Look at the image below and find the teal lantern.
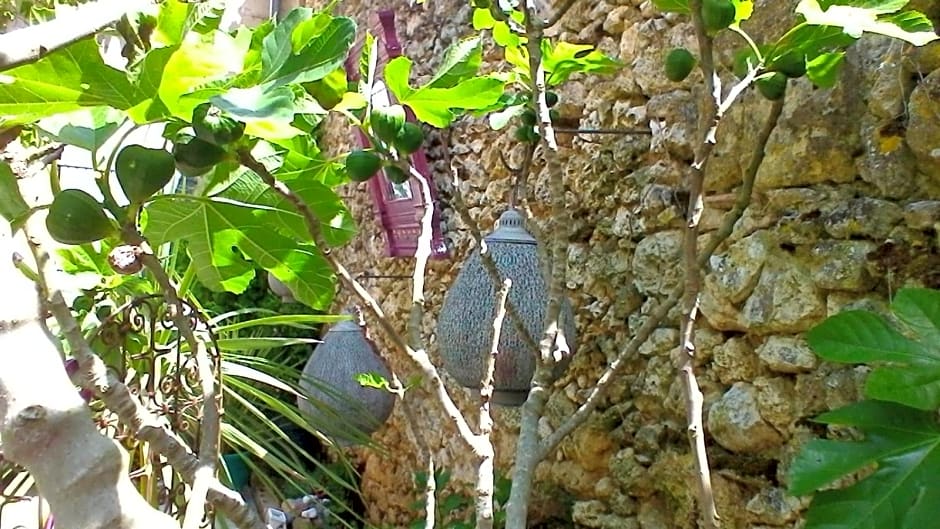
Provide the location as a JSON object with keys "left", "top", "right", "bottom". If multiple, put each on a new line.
{"left": 436, "top": 209, "right": 577, "bottom": 406}
{"left": 298, "top": 319, "right": 395, "bottom": 444}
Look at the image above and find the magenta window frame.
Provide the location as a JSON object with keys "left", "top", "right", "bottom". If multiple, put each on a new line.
{"left": 344, "top": 9, "right": 449, "bottom": 259}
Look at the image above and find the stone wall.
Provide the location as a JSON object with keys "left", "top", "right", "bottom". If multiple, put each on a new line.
{"left": 305, "top": 0, "right": 940, "bottom": 527}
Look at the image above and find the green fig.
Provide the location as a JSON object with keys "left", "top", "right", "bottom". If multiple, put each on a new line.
{"left": 46, "top": 189, "right": 114, "bottom": 245}
{"left": 115, "top": 145, "right": 175, "bottom": 203}
{"left": 756, "top": 72, "right": 787, "bottom": 100}
{"left": 192, "top": 103, "right": 245, "bottom": 146}
{"left": 346, "top": 150, "right": 383, "bottom": 182}
{"left": 665, "top": 48, "right": 697, "bottom": 82}
{"left": 370, "top": 104, "right": 406, "bottom": 144}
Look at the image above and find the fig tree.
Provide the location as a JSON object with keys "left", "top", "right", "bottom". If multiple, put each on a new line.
{"left": 702, "top": 0, "right": 735, "bottom": 33}
{"left": 172, "top": 134, "right": 227, "bottom": 176}
{"left": 757, "top": 72, "right": 787, "bottom": 100}
{"left": 394, "top": 122, "right": 424, "bottom": 155}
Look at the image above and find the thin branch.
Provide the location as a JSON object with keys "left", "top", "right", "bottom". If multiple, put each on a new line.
{"left": 505, "top": 3, "right": 570, "bottom": 526}
{"left": 126, "top": 240, "right": 220, "bottom": 529}
{"left": 12, "top": 149, "right": 261, "bottom": 529}
{"left": 407, "top": 164, "right": 434, "bottom": 352}
{"left": 682, "top": 1, "right": 721, "bottom": 525}
{"left": 404, "top": 163, "right": 444, "bottom": 529}
{"left": 0, "top": 0, "right": 153, "bottom": 71}
{"left": 508, "top": 142, "right": 536, "bottom": 208}
{"left": 702, "top": 97, "right": 784, "bottom": 258}
{"left": 475, "top": 278, "right": 511, "bottom": 529}
{"left": 235, "top": 149, "right": 480, "bottom": 444}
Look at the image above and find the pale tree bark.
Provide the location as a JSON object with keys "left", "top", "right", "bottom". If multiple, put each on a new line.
{"left": 0, "top": 0, "right": 154, "bottom": 71}
{"left": 0, "top": 296, "right": 180, "bottom": 529}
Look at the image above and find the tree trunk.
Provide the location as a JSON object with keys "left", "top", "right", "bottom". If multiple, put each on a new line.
{"left": 0, "top": 248, "right": 180, "bottom": 529}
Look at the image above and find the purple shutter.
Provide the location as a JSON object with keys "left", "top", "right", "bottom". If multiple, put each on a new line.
{"left": 344, "top": 9, "right": 449, "bottom": 259}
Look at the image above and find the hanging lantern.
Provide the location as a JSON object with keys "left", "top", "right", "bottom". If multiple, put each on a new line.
{"left": 436, "top": 208, "right": 577, "bottom": 406}
{"left": 298, "top": 319, "right": 395, "bottom": 444}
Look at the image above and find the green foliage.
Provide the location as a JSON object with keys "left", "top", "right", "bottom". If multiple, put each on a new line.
{"left": 656, "top": 0, "right": 937, "bottom": 92}
{"left": 36, "top": 107, "right": 124, "bottom": 154}
{"left": 0, "top": 38, "right": 144, "bottom": 124}
{"left": 383, "top": 45, "right": 505, "bottom": 128}
{"left": 45, "top": 188, "right": 115, "bottom": 244}
{"left": 408, "top": 469, "right": 513, "bottom": 529}
{"left": 143, "top": 188, "right": 341, "bottom": 309}
{"left": 807, "top": 288, "right": 940, "bottom": 409}
{"left": 790, "top": 288, "right": 940, "bottom": 529}
{"left": 796, "top": 0, "right": 937, "bottom": 45}
{"left": 0, "top": 160, "right": 29, "bottom": 222}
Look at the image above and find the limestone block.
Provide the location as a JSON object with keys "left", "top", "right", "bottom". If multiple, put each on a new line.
{"left": 638, "top": 327, "right": 679, "bottom": 357}
{"left": 823, "top": 198, "right": 903, "bottom": 239}
{"left": 741, "top": 255, "right": 827, "bottom": 334}
{"left": 632, "top": 230, "right": 683, "bottom": 296}
{"left": 706, "top": 231, "right": 772, "bottom": 304}
{"left": 637, "top": 498, "right": 672, "bottom": 529}
{"left": 807, "top": 240, "right": 877, "bottom": 292}
{"left": 856, "top": 118, "right": 919, "bottom": 199}
{"left": 754, "top": 376, "right": 797, "bottom": 432}
{"left": 632, "top": 355, "right": 676, "bottom": 415}
{"left": 708, "top": 383, "right": 784, "bottom": 453}
{"left": 907, "top": 69, "right": 940, "bottom": 177}
{"left": 633, "top": 424, "right": 665, "bottom": 458}
{"left": 794, "top": 366, "right": 866, "bottom": 417}
{"left": 713, "top": 337, "right": 762, "bottom": 384}
{"left": 755, "top": 82, "right": 860, "bottom": 190}
{"left": 757, "top": 335, "right": 817, "bottom": 374}
{"left": 609, "top": 448, "right": 653, "bottom": 497}
{"left": 906, "top": 40, "right": 940, "bottom": 75}
{"left": 572, "top": 500, "right": 639, "bottom": 529}
{"left": 904, "top": 200, "right": 940, "bottom": 229}
{"left": 647, "top": 90, "right": 698, "bottom": 161}
{"left": 746, "top": 487, "right": 804, "bottom": 525}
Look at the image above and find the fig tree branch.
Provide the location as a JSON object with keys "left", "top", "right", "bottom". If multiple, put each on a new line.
{"left": 476, "top": 278, "right": 511, "bottom": 529}
{"left": 0, "top": 300, "right": 180, "bottom": 529}
{"left": 8, "top": 142, "right": 261, "bottom": 529}
{"left": 0, "top": 0, "right": 153, "bottom": 71}
{"left": 681, "top": 2, "right": 721, "bottom": 526}
{"left": 505, "top": 2, "right": 571, "bottom": 526}
{"left": 538, "top": 59, "right": 786, "bottom": 485}
{"left": 121, "top": 231, "right": 221, "bottom": 529}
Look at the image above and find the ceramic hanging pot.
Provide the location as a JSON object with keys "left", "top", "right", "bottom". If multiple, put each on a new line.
{"left": 436, "top": 208, "right": 577, "bottom": 406}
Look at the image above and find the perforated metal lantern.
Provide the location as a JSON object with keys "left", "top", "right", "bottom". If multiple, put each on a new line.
{"left": 298, "top": 319, "right": 395, "bottom": 444}
{"left": 436, "top": 208, "right": 577, "bottom": 406}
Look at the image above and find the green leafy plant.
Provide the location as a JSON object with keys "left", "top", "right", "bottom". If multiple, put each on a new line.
{"left": 790, "top": 288, "right": 940, "bottom": 528}
{"left": 408, "top": 469, "right": 513, "bottom": 529}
